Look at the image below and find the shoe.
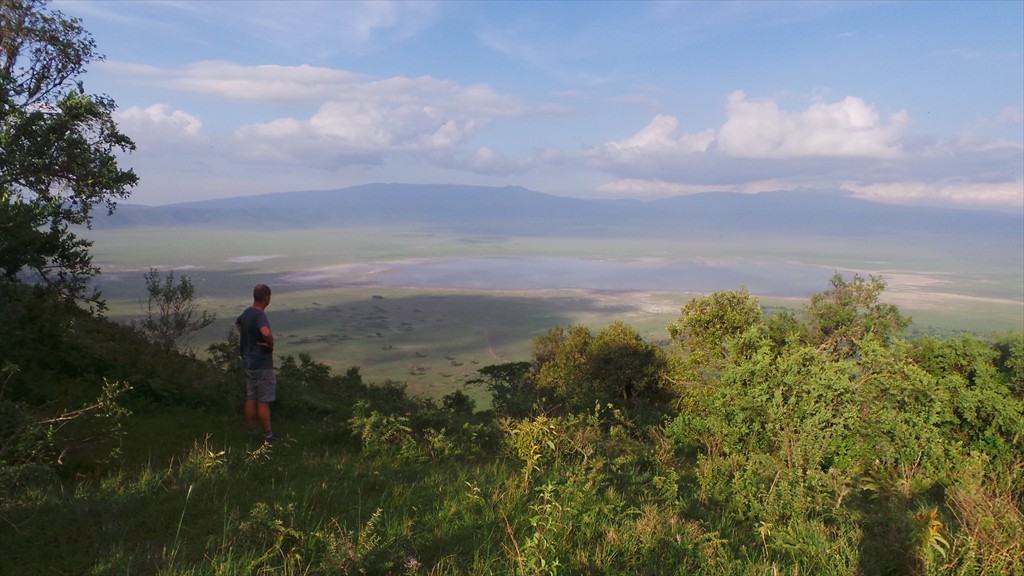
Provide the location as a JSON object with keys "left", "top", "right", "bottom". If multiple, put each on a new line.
{"left": 262, "top": 434, "right": 276, "bottom": 445}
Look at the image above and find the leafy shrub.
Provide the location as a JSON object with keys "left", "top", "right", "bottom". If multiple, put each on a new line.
{"left": 348, "top": 401, "right": 421, "bottom": 464}
{"left": 533, "top": 322, "right": 670, "bottom": 414}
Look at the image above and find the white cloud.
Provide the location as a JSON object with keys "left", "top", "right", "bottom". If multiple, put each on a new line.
{"left": 581, "top": 92, "right": 1023, "bottom": 210}
{"left": 841, "top": 180, "right": 1024, "bottom": 209}
{"left": 716, "top": 91, "right": 908, "bottom": 158}
{"left": 103, "top": 55, "right": 1022, "bottom": 211}
{"left": 105, "top": 61, "right": 529, "bottom": 118}
{"left": 231, "top": 92, "right": 495, "bottom": 169}
{"left": 592, "top": 177, "right": 1024, "bottom": 210}
{"left": 105, "top": 61, "right": 538, "bottom": 174}
{"left": 595, "top": 114, "right": 714, "bottom": 163}
{"left": 154, "top": 62, "right": 369, "bottom": 103}
{"left": 589, "top": 92, "right": 909, "bottom": 171}
{"left": 115, "top": 104, "right": 204, "bottom": 141}
{"left": 596, "top": 178, "right": 798, "bottom": 199}
{"left": 238, "top": 99, "right": 480, "bottom": 153}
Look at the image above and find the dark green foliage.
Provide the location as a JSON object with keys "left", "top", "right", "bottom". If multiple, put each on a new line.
{"left": 442, "top": 389, "right": 476, "bottom": 415}
{"left": 205, "top": 328, "right": 241, "bottom": 374}
{"left": 0, "top": 377, "right": 59, "bottom": 493}
{"left": 992, "top": 331, "right": 1024, "bottom": 394}
{"left": 908, "top": 334, "right": 1024, "bottom": 463}
{"left": 273, "top": 352, "right": 370, "bottom": 422}
{"left": 533, "top": 321, "right": 670, "bottom": 414}
{"left": 0, "top": 278, "right": 229, "bottom": 491}
{"left": 665, "top": 278, "right": 1022, "bottom": 575}
{"left": 1, "top": 0, "right": 138, "bottom": 308}
{"left": 467, "top": 361, "right": 535, "bottom": 417}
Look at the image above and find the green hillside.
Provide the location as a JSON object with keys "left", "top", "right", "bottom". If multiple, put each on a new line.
{"left": 3, "top": 276, "right": 1022, "bottom": 575}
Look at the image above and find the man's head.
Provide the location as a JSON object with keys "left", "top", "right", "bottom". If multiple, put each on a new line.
{"left": 253, "top": 284, "right": 272, "bottom": 305}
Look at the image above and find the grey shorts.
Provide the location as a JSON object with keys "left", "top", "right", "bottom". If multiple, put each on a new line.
{"left": 245, "top": 368, "right": 277, "bottom": 403}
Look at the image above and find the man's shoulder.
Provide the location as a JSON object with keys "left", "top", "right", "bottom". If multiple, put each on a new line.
{"left": 242, "top": 306, "right": 268, "bottom": 323}
{"left": 238, "top": 306, "right": 262, "bottom": 321}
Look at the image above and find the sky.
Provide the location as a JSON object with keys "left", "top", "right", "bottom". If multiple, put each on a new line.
{"left": 51, "top": 0, "right": 1024, "bottom": 211}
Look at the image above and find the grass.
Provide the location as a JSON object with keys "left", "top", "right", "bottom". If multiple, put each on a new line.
{"left": 1, "top": 404, "right": 520, "bottom": 575}
{"left": 2, "top": 401, "right": 686, "bottom": 574}
{"left": 7, "top": 399, "right": 1020, "bottom": 575}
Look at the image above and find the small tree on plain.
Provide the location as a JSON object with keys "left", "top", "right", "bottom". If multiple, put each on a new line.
{"left": 136, "top": 268, "right": 215, "bottom": 351}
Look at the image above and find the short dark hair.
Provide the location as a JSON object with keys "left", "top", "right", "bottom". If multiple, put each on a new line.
{"left": 253, "top": 284, "right": 272, "bottom": 302}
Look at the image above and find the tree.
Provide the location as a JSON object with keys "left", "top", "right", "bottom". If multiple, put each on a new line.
{"left": 1, "top": 0, "right": 138, "bottom": 309}
{"left": 806, "top": 273, "right": 909, "bottom": 356}
{"left": 668, "top": 287, "right": 764, "bottom": 383}
{"left": 467, "top": 361, "right": 535, "bottom": 417}
{"left": 533, "top": 322, "right": 668, "bottom": 412}
{"left": 135, "top": 268, "right": 216, "bottom": 352}
{"left": 992, "top": 332, "right": 1024, "bottom": 395}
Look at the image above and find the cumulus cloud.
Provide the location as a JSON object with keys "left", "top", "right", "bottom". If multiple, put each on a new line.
{"left": 115, "top": 104, "right": 204, "bottom": 142}
{"left": 581, "top": 92, "right": 1023, "bottom": 211}
{"left": 595, "top": 114, "right": 715, "bottom": 164}
{"left": 106, "top": 61, "right": 538, "bottom": 173}
{"left": 589, "top": 92, "right": 909, "bottom": 172}
{"left": 231, "top": 83, "right": 505, "bottom": 168}
{"left": 716, "top": 91, "right": 908, "bottom": 158}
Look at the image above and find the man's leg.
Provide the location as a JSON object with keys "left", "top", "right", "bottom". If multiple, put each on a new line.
{"left": 257, "top": 369, "right": 276, "bottom": 442}
{"left": 244, "top": 370, "right": 259, "bottom": 435}
{"left": 245, "top": 399, "right": 259, "bottom": 437}
{"left": 244, "top": 399, "right": 258, "bottom": 426}
{"left": 257, "top": 401, "right": 272, "bottom": 435}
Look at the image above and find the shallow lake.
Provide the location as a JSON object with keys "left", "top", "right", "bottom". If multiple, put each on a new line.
{"left": 281, "top": 257, "right": 838, "bottom": 297}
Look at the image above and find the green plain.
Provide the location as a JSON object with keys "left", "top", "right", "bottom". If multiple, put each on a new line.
{"left": 87, "top": 225, "right": 1023, "bottom": 397}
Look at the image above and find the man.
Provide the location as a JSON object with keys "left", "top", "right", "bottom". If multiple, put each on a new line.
{"left": 235, "top": 284, "right": 276, "bottom": 444}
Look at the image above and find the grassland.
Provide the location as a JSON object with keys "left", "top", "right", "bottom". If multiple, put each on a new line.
{"left": 86, "top": 225, "right": 1023, "bottom": 397}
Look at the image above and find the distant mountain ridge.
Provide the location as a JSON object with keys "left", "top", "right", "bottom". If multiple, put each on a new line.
{"left": 95, "top": 183, "right": 1023, "bottom": 242}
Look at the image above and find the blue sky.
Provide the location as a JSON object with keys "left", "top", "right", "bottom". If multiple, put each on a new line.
{"left": 52, "top": 1, "right": 1023, "bottom": 210}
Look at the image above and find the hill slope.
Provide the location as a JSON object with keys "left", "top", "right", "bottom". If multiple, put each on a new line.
{"left": 96, "top": 183, "right": 1023, "bottom": 243}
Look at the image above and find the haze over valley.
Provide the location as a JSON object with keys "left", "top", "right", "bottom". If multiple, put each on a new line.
{"left": 88, "top": 183, "right": 1023, "bottom": 390}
